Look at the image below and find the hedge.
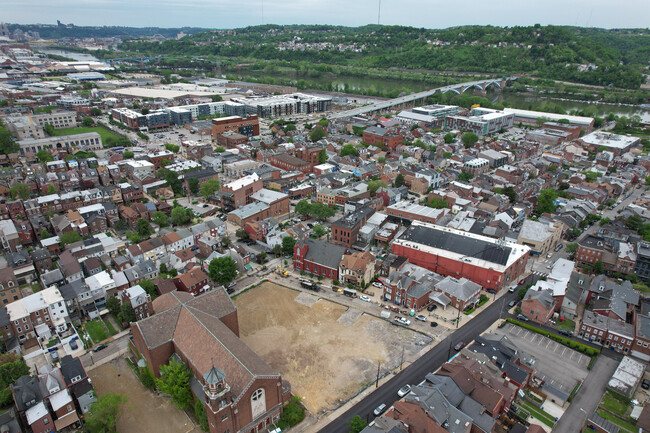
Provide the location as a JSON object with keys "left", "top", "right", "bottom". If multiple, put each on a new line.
{"left": 506, "top": 318, "right": 601, "bottom": 355}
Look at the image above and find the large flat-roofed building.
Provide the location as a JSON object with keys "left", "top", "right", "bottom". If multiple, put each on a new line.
{"left": 579, "top": 132, "right": 639, "bottom": 156}
{"left": 392, "top": 221, "right": 529, "bottom": 291}
{"left": 111, "top": 108, "right": 170, "bottom": 130}
{"left": 227, "top": 202, "right": 270, "bottom": 227}
{"left": 18, "top": 133, "right": 102, "bottom": 157}
{"left": 331, "top": 206, "right": 375, "bottom": 248}
{"left": 4, "top": 111, "right": 78, "bottom": 139}
{"left": 249, "top": 189, "right": 290, "bottom": 219}
{"left": 517, "top": 219, "right": 564, "bottom": 256}
{"left": 268, "top": 153, "right": 311, "bottom": 173}
{"left": 444, "top": 108, "right": 514, "bottom": 136}
{"left": 503, "top": 108, "right": 594, "bottom": 131}
{"left": 362, "top": 126, "right": 403, "bottom": 150}
{"left": 220, "top": 173, "right": 264, "bottom": 212}
{"left": 211, "top": 115, "right": 259, "bottom": 139}
{"left": 412, "top": 104, "right": 460, "bottom": 118}
{"left": 386, "top": 201, "right": 449, "bottom": 225}
{"left": 230, "top": 93, "right": 331, "bottom": 118}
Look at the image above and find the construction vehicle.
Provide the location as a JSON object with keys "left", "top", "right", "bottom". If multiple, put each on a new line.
{"left": 276, "top": 265, "right": 288, "bottom": 277}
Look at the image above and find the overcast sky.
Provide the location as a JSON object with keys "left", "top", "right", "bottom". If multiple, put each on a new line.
{"left": 4, "top": 0, "right": 650, "bottom": 29}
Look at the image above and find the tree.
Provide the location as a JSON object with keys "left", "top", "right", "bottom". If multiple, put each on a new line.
{"left": 136, "top": 218, "right": 153, "bottom": 237}
{"left": 208, "top": 256, "right": 237, "bottom": 286}
{"left": 159, "top": 263, "right": 168, "bottom": 275}
{"left": 318, "top": 118, "right": 329, "bottom": 128}
{"left": 443, "top": 151, "right": 452, "bottom": 159}
{"left": 60, "top": 231, "right": 82, "bottom": 245}
{"left": 443, "top": 133, "right": 455, "bottom": 144}
{"left": 141, "top": 108, "right": 150, "bottom": 115}
{"left": 43, "top": 123, "right": 55, "bottom": 137}
{"left": 85, "top": 393, "right": 127, "bottom": 433}
{"left": 106, "top": 296, "right": 121, "bottom": 318}
{"left": 348, "top": 415, "right": 368, "bottom": 433}
{"left": 90, "top": 107, "right": 102, "bottom": 116}
{"left": 548, "top": 164, "right": 557, "bottom": 173}
{"left": 47, "top": 184, "right": 57, "bottom": 194}
{"left": 309, "top": 126, "right": 327, "bottom": 142}
{"left": 236, "top": 228, "right": 249, "bottom": 240}
{"left": 215, "top": 146, "right": 226, "bottom": 153}
{"left": 428, "top": 198, "right": 449, "bottom": 209}
{"left": 200, "top": 179, "right": 220, "bottom": 199}
{"left": 122, "top": 151, "right": 134, "bottom": 159}
{"left": 139, "top": 279, "right": 157, "bottom": 300}
{"left": 312, "top": 224, "right": 327, "bottom": 238}
{"left": 211, "top": 94, "right": 223, "bottom": 102}
{"left": 592, "top": 260, "right": 604, "bottom": 275}
{"left": 194, "top": 401, "right": 209, "bottom": 432}
{"left": 0, "top": 358, "right": 30, "bottom": 388}
{"left": 257, "top": 252, "right": 267, "bottom": 263}
{"left": 36, "top": 150, "right": 53, "bottom": 163}
{"left": 502, "top": 186, "right": 517, "bottom": 203}
{"left": 272, "top": 244, "right": 282, "bottom": 257}
{"left": 534, "top": 189, "right": 559, "bottom": 215}
{"left": 340, "top": 144, "right": 358, "bottom": 157}
{"left": 9, "top": 183, "right": 30, "bottom": 200}
{"left": 280, "top": 396, "right": 305, "bottom": 427}
{"left": 188, "top": 177, "right": 199, "bottom": 195}
{"left": 367, "top": 180, "right": 388, "bottom": 196}
{"left": 318, "top": 149, "right": 327, "bottom": 164}
{"left": 394, "top": 173, "right": 405, "bottom": 188}
{"left": 151, "top": 211, "right": 169, "bottom": 228}
{"left": 82, "top": 117, "right": 95, "bottom": 127}
{"left": 171, "top": 207, "right": 192, "bottom": 226}
{"left": 565, "top": 242, "right": 578, "bottom": 255}
{"left": 461, "top": 132, "right": 479, "bottom": 148}
{"left": 221, "top": 235, "right": 231, "bottom": 248}
{"left": 295, "top": 200, "right": 311, "bottom": 216}
{"left": 458, "top": 171, "right": 474, "bottom": 182}
{"left": 282, "top": 236, "right": 296, "bottom": 256}
{"left": 40, "top": 229, "right": 52, "bottom": 239}
{"left": 626, "top": 215, "right": 644, "bottom": 231}
{"left": 119, "top": 302, "right": 136, "bottom": 324}
{"left": 156, "top": 359, "right": 193, "bottom": 411}
{"left": 168, "top": 268, "right": 178, "bottom": 278}
{"left": 309, "top": 202, "right": 335, "bottom": 221}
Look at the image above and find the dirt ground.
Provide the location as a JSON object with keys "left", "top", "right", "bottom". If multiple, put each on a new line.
{"left": 88, "top": 358, "right": 201, "bottom": 433}
{"left": 235, "top": 282, "right": 432, "bottom": 414}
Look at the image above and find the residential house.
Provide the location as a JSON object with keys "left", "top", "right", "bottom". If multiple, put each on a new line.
{"left": 433, "top": 277, "right": 482, "bottom": 312}
{"left": 521, "top": 289, "right": 557, "bottom": 323}
{"left": 338, "top": 251, "right": 376, "bottom": 286}
{"left": 120, "top": 285, "right": 152, "bottom": 321}
{"left": 173, "top": 268, "right": 210, "bottom": 296}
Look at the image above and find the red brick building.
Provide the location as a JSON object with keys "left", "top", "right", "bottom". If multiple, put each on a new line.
{"left": 268, "top": 154, "right": 311, "bottom": 174}
{"left": 521, "top": 289, "right": 557, "bottom": 323}
{"left": 220, "top": 174, "right": 264, "bottom": 212}
{"left": 331, "top": 206, "right": 375, "bottom": 248}
{"left": 391, "top": 222, "right": 529, "bottom": 291}
{"left": 173, "top": 268, "right": 210, "bottom": 296}
{"left": 293, "top": 239, "right": 346, "bottom": 280}
{"left": 211, "top": 115, "right": 259, "bottom": 138}
{"left": 362, "top": 126, "right": 403, "bottom": 150}
{"left": 130, "top": 290, "right": 291, "bottom": 433}
{"left": 580, "top": 310, "right": 634, "bottom": 354}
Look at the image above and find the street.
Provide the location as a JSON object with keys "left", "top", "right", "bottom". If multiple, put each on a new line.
{"left": 79, "top": 331, "right": 131, "bottom": 370}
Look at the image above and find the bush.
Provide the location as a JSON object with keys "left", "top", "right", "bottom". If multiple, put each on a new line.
{"left": 506, "top": 318, "right": 600, "bottom": 355}
{"left": 333, "top": 279, "right": 339, "bottom": 286}
{"left": 280, "top": 396, "right": 305, "bottom": 427}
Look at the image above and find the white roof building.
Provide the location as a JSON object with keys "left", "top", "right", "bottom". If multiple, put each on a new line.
{"left": 223, "top": 173, "right": 260, "bottom": 191}
{"left": 250, "top": 188, "right": 288, "bottom": 204}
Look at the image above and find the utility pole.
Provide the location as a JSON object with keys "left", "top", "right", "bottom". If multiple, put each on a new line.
{"left": 375, "top": 360, "right": 381, "bottom": 388}
{"left": 377, "top": 0, "right": 382, "bottom": 25}
{"left": 456, "top": 307, "right": 461, "bottom": 328}
{"left": 399, "top": 345, "right": 405, "bottom": 370}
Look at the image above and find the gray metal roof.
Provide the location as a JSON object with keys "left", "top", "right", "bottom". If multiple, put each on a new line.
{"left": 301, "top": 239, "right": 346, "bottom": 271}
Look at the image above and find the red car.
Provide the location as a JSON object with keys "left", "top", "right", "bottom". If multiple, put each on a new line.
{"left": 519, "top": 279, "right": 526, "bottom": 285}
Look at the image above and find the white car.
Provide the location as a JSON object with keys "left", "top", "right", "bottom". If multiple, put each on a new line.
{"left": 359, "top": 294, "right": 372, "bottom": 302}
{"left": 415, "top": 314, "right": 427, "bottom": 322}
{"left": 372, "top": 281, "right": 383, "bottom": 288}
{"left": 397, "top": 384, "right": 412, "bottom": 397}
{"left": 394, "top": 317, "right": 411, "bottom": 326}
{"left": 373, "top": 403, "right": 387, "bottom": 416}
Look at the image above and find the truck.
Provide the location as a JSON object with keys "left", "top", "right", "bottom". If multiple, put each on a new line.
{"left": 276, "top": 265, "right": 288, "bottom": 278}
{"left": 301, "top": 281, "right": 320, "bottom": 292}
{"left": 343, "top": 288, "right": 357, "bottom": 298}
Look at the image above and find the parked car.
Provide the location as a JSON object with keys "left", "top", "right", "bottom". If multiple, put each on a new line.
{"left": 643, "top": 379, "right": 650, "bottom": 390}
{"left": 69, "top": 339, "right": 78, "bottom": 350}
{"left": 454, "top": 342, "right": 465, "bottom": 351}
{"left": 508, "top": 300, "right": 516, "bottom": 308}
{"left": 558, "top": 329, "right": 573, "bottom": 337}
{"left": 427, "top": 304, "right": 437, "bottom": 311}
{"left": 92, "top": 343, "right": 108, "bottom": 352}
{"left": 519, "top": 279, "right": 526, "bottom": 285}
{"left": 517, "top": 314, "right": 530, "bottom": 322}
{"left": 546, "top": 253, "right": 553, "bottom": 258}
{"left": 373, "top": 403, "right": 387, "bottom": 416}
{"left": 372, "top": 282, "right": 383, "bottom": 288}
{"left": 555, "top": 244, "right": 564, "bottom": 252}
{"left": 397, "top": 384, "right": 412, "bottom": 397}
{"left": 430, "top": 321, "right": 438, "bottom": 327}
{"left": 415, "top": 315, "right": 427, "bottom": 322}
{"left": 359, "top": 294, "right": 371, "bottom": 302}
{"left": 486, "top": 289, "right": 497, "bottom": 295}
{"left": 394, "top": 316, "right": 411, "bottom": 326}
{"left": 508, "top": 286, "right": 517, "bottom": 293}
{"left": 227, "top": 281, "right": 236, "bottom": 288}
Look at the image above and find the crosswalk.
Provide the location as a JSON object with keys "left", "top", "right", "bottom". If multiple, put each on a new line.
{"left": 531, "top": 271, "right": 548, "bottom": 278}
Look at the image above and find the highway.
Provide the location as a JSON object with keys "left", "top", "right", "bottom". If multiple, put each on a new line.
{"left": 318, "top": 277, "right": 532, "bottom": 433}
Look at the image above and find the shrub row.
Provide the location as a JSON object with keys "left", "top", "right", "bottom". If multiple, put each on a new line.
{"left": 506, "top": 318, "right": 601, "bottom": 356}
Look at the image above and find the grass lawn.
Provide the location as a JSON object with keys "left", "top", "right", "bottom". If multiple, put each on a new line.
{"left": 85, "top": 319, "right": 116, "bottom": 344}
{"left": 519, "top": 401, "right": 556, "bottom": 427}
{"left": 52, "top": 126, "right": 122, "bottom": 146}
{"left": 556, "top": 318, "right": 576, "bottom": 332}
{"left": 602, "top": 393, "right": 630, "bottom": 417}
{"left": 634, "top": 283, "right": 650, "bottom": 294}
{"left": 105, "top": 318, "right": 117, "bottom": 335}
{"left": 598, "top": 410, "right": 636, "bottom": 433}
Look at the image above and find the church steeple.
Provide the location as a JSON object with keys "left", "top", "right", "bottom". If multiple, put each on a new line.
{"left": 203, "top": 364, "right": 230, "bottom": 412}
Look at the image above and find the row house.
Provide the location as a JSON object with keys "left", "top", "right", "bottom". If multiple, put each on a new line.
{"left": 119, "top": 182, "right": 143, "bottom": 202}
{"left": 172, "top": 268, "right": 210, "bottom": 296}
{"left": 161, "top": 229, "right": 194, "bottom": 253}
{"left": 5, "top": 286, "right": 70, "bottom": 344}
{"left": 96, "top": 166, "right": 112, "bottom": 186}
{"left": 580, "top": 310, "right": 634, "bottom": 354}
{"left": 138, "top": 237, "right": 166, "bottom": 262}
{"left": 120, "top": 285, "right": 152, "bottom": 321}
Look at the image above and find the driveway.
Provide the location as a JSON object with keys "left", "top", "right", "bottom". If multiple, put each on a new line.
{"left": 552, "top": 356, "right": 619, "bottom": 433}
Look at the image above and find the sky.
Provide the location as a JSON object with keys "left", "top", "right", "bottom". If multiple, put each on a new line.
{"left": 4, "top": 0, "right": 650, "bottom": 29}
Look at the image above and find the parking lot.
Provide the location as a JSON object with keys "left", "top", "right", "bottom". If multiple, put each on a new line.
{"left": 494, "top": 323, "right": 590, "bottom": 394}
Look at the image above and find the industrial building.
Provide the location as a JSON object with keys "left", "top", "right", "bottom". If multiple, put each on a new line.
{"left": 444, "top": 108, "right": 514, "bottom": 136}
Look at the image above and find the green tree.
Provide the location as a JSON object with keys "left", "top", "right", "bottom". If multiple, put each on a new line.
{"left": 461, "top": 132, "right": 479, "bottom": 148}
{"left": 592, "top": 260, "right": 604, "bottom": 275}
{"left": 215, "top": 146, "right": 226, "bottom": 153}
{"left": 257, "top": 252, "right": 267, "bottom": 263}
{"left": 280, "top": 396, "right": 305, "bottom": 427}
{"left": 458, "top": 171, "right": 474, "bottom": 182}
{"left": 85, "top": 393, "right": 127, "bottom": 433}
{"left": 502, "top": 186, "right": 517, "bottom": 203}
{"left": 282, "top": 236, "right": 296, "bottom": 256}
{"left": 159, "top": 263, "right": 168, "bottom": 275}
{"left": 151, "top": 211, "right": 169, "bottom": 227}
{"left": 318, "top": 118, "right": 329, "bottom": 128}
{"left": 200, "top": 179, "right": 220, "bottom": 199}
{"left": 119, "top": 302, "right": 136, "bottom": 324}
{"left": 367, "top": 180, "right": 388, "bottom": 196}
{"left": 141, "top": 108, "right": 150, "bottom": 115}
{"left": 318, "top": 149, "right": 327, "bottom": 164}
{"left": 47, "top": 184, "right": 57, "bottom": 194}
{"left": 428, "top": 197, "right": 449, "bottom": 209}
{"left": 90, "top": 107, "right": 102, "bottom": 116}
{"left": 443, "top": 151, "right": 452, "bottom": 159}
{"left": 295, "top": 200, "right": 311, "bottom": 216}
{"left": 535, "top": 189, "right": 559, "bottom": 215}
{"left": 82, "top": 117, "right": 95, "bottom": 127}
{"left": 156, "top": 359, "right": 193, "bottom": 411}
{"left": 309, "top": 126, "right": 327, "bottom": 142}
{"left": 548, "top": 164, "right": 557, "bottom": 173}
{"left": 36, "top": 150, "right": 53, "bottom": 163}
{"left": 106, "top": 296, "right": 121, "bottom": 318}
{"left": 394, "top": 173, "right": 405, "bottom": 187}
{"left": 309, "top": 202, "right": 335, "bottom": 221}
{"left": 40, "top": 229, "right": 52, "bottom": 239}
{"left": 626, "top": 215, "right": 644, "bottom": 231}
{"left": 60, "top": 231, "right": 82, "bottom": 245}
{"left": 136, "top": 218, "right": 153, "bottom": 237}
{"left": 168, "top": 268, "right": 178, "bottom": 278}
{"left": 188, "top": 177, "right": 199, "bottom": 195}
{"left": 139, "top": 279, "right": 157, "bottom": 300}
{"left": 565, "top": 242, "right": 578, "bottom": 255}
{"left": 122, "top": 151, "right": 134, "bottom": 159}
{"left": 0, "top": 358, "right": 30, "bottom": 388}
{"left": 194, "top": 401, "right": 209, "bottom": 432}
{"left": 221, "top": 235, "right": 231, "bottom": 248}
{"left": 273, "top": 244, "right": 283, "bottom": 257}
{"left": 9, "top": 183, "right": 30, "bottom": 200}
{"left": 211, "top": 94, "right": 223, "bottom": 102}
{"left": 236, "top": 228, "right": 248, "bottom": 240}
{"left": 43, "top": 123, "right": 55, "bottom": 137}
{"left": 312, "top": 224, "right": 327, "bottom": 238}
{"left": 171, "top": 207, "right": 192, "bottom": 226}
{"left": 208, "top": 256, "right": 238, "bottom": 285}
{"left": 340, "top": 144, "right": 358, "bottom": 157}
{"left": 348, "top": 415, "right": 368, "bottom": 433}
{"left": 444, "top": 133, "right": 455, "bottom": 144}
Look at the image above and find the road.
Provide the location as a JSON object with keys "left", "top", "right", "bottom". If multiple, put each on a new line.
{"left": 319, "top": 278, "right": 533, "bottom": 432}
{"left": 80, "top": 332, "right": 131, "bottom": 370}
{"left": 552, "top": 356, "right": 619, "bottom": 433}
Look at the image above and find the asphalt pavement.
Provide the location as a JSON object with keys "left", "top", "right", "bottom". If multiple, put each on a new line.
{"left": 318, "top": 279, "right": 531, "bottom": 432}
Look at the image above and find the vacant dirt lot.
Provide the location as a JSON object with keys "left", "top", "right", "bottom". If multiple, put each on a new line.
{"left": 89, "top": 358, "right": 201, "bottom": 433}
{"left": 235, "top": 282, "right": 432, "bottom": 414}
